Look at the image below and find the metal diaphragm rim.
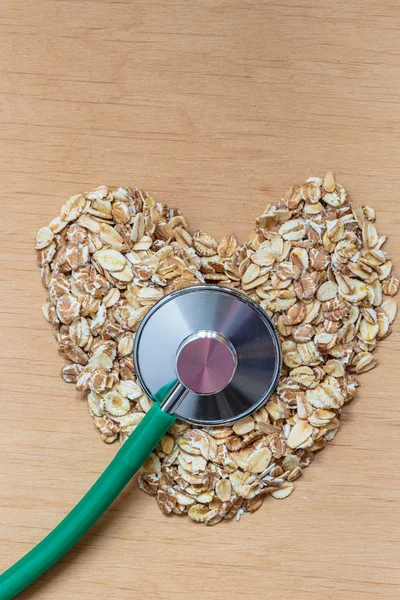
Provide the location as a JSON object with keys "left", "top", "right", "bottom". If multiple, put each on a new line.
{"left": 133, "top": 285, "right": 282, "bottom": 425}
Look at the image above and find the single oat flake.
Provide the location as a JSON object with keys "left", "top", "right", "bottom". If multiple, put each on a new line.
{"left": 36, "top": 175, "right": 398, "bottom": 525}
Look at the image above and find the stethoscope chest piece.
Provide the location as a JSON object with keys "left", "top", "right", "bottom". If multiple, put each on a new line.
{"left": 134, "top": 285, "right": 282, "bottom": 425}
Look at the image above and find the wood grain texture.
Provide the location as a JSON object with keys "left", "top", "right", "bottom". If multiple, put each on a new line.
{"left": 0, "top": 1, "right": 399, "bottom": 598}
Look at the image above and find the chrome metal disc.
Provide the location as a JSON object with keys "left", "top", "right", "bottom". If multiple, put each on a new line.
{"left": 134, "top": 285, "right": 281, "bottom": 425}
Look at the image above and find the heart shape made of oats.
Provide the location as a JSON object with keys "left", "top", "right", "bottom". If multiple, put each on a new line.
{"left": 36, "top": 173, "right": 398, "bottom": 525}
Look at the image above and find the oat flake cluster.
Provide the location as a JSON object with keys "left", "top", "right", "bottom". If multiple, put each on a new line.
{"left": 36, "top": 174, "right": 398, "bottom": 525}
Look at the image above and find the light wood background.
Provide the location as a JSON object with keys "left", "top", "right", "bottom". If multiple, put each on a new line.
{"left": 0, "top": 1, "right": 399, "bottom": 598}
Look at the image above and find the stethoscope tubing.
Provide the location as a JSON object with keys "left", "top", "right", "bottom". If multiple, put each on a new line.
{"left": 0, "top": 402, "right": 175, "bottom": 600}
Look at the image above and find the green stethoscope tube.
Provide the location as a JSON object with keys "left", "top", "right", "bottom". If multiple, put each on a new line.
{"left": 0, "top": 395, "right": 176, "bottom": 600}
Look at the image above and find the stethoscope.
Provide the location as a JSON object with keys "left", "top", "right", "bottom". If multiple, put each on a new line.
{"left": 0, "top": 285, "right": 281, "bottom": 599}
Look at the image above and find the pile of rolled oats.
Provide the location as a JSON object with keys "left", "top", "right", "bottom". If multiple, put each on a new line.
{"left": 36, "top": 173, "right": 398, "bottom": 525}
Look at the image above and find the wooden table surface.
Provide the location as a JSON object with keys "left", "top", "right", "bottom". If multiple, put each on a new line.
{"left": 0, "top": 1, "right": 399, "bottom": 598}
